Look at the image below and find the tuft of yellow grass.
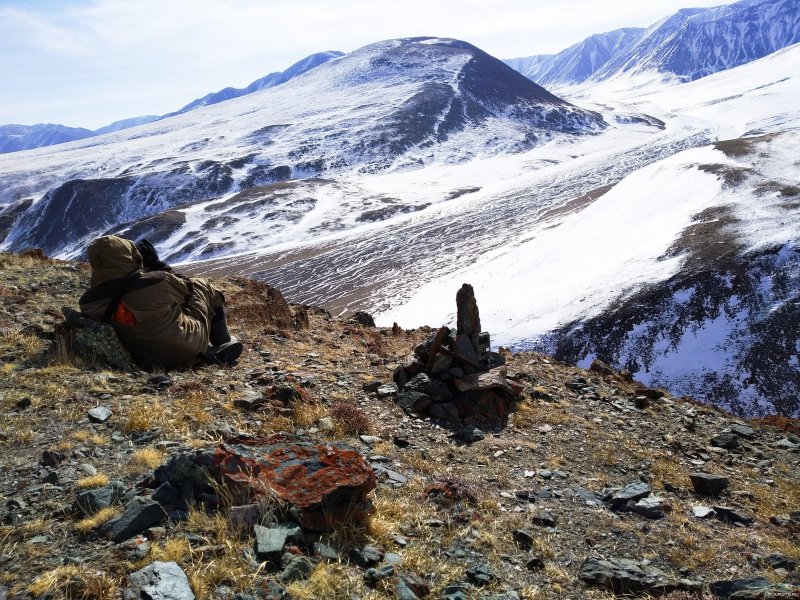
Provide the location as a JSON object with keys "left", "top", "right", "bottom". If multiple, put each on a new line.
{"left": 74, "top": 507, "right": 119, "bottom": 534}
{"left": 75, "top": 473, "right": 109, "bottom": 489}
{"left": 286, "top": 563, "right": 363, "bottom": 600}
{"left": 130, "top": 447, "right": 165, "bottom": 471}
{"left": 123, "top": 396, "right": 168, "bottom": 433}
{"left": 28, "top": 566, "right": 119, "bottom": 600}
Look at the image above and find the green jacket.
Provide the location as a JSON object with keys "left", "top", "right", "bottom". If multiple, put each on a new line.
{"left": 79, "top": 236, "right": 222, "bottom": 370}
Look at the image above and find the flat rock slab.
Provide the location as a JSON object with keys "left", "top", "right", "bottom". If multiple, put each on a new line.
{"left": 579, "top": 557, "right": 679, "bottom": 595}
{"left": 610, "top": 481, "right": 651, "bottom": 509}
{"left": 211, "top": 434, "right": 376, "bottom": 532}
{"left": 128, "top": 560, "right": 194, "bottom": 600}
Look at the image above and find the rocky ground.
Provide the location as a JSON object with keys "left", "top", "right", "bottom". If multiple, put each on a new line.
{"left": 0, "top": 250, "right": 799, "bottom": 600}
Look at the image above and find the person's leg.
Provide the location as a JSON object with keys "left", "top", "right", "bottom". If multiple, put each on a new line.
{"left": 186, "top": 278, "right": 242, "bottom": 366}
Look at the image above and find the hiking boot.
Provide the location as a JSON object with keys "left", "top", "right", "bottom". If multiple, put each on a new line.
{"left": 210, "top": 307, "right": 232, "bottom": 345}
{"left": 206, "top": 336, "right": 243, "bottom": 366}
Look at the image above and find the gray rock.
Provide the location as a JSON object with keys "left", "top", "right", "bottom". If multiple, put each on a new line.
{"left": 253, "top": 524, "right": 301, "bottom": 564}
{"left": 314, "top": 541, "right": 338, "bottom": 561}
{"left": 349, "top": 545, "right": 384, "bottom": 568}
{"left": 579, "top": 557, "right": 679, "bottom": 595}
{"left": 512, "top": 529, "right": 533, "bottom": 550}
{"left": 73, "top": 482, "right": 124, "bottom": 516}
{"left": 105, "top": 498, "right": 168, "bottom": 542}
{"left": 711, "top": 432, "right": 739, "bottom": 450}
{"left": 631, "top": 496, "right": 665, "bottom": 519}
{"left": 690, "top": 472, "right": 730, "bottom": 496}
{"left": 364, "top": 565, "right": 395, "bottom": 587}
{"left": 466, "top": 565, "right": 497, "bottom": 586}
{"left": 709, "top": 577, "right": 770, "bottom": 599}
{"left": 713, "top": 505, "right": 755, "bottom": 525}
{"left": 316, "top": 417, "right": 335, "bottom": 431}
{"left": 610, "top": 481, "right": 651, "bottom": 509}
{"left": 118, "top": 535, "right": 151, "bottom": 561}
{"left": 359, "top": 435, "right": 383, "bottom": 446}
{"left": 88, "top": 406, "right": 113, "bottom": 423}
{"left": 730, "top": 424, "right": 756, "bottom": 439}
{"left": 78, "top": 463, "right": 98, "bottom": 476}
{"left": 404, "top": 373, "right": 432, "bottom": 395}
{"left": 527, "top": 556, "right": 545, "bottom": 570}
{"left": 531, "top": 510, "right": 558, "bottom": 528}
{"left": 453, "top": 426, "right": 484, "bottom": 443}
{"left": 395, "top": 391, "right": 432, "bottom": 415}
{"left": 443, "top": 583, "right": 470, "bottom": 600}
{"left": 452, "top": 334, "right": 478, "bottom": 367}
{"left": 279, "top": 555, "right": 314, "bottom": 583}
{"left": 394, "top": 578, "right": 420, "bottom": 600}
{"left": 428, "top": 378, "right": 454, "bottom": 401}
{"left": 128, "top": 561, "right": 194, "bottom": 600}
{"left": 772, "top": 437, "right": 798, "bottom": 450}
{"left": 429, "top": 403, "right": 461, "bottom": 423}
{"left": 376, "top": 383, "right": 399, "bottom": 397}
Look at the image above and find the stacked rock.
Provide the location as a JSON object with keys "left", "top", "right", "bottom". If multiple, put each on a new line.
{"left": 392, "top": 284, "right": 521, "bottom": 428}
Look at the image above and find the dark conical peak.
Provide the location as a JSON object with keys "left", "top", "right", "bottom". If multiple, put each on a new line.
{"left": 343, "top": 36, "right": 568, "bottom": 106}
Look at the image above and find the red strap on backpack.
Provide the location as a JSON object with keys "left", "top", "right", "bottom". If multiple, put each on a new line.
{"left": 113, "top": 301, "right": 137, "bottom": 327}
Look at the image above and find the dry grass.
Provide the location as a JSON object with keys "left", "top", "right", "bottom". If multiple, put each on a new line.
{"left": 123, "top": 396, "right": 169, "bottom": 433}
{"left": 153, "top": 508, "right": 257, "bottom": 599}
{"left": 130, "top": 447, "right": 166, "bottom": 472}
{"left": 74, "top": 507, "right": 120, "bottom": 534}
{"left": 287, "top": 563, "right": 363, "bottom": 600}
{"left": 28, "top": 566, "right": 120, "bottom": 600}
{"left": 76, "top": 473, "right": 109, "bottom": 489}
{"left": 0, "top": 330, "right": 44, "bottom": 362}
{"left": 329, "top": 401, "right": 373, "bottom": 436}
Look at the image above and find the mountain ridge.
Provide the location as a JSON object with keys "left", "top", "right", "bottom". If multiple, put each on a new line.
{"left": 0, "top": 51, "right": 344, "bottom": 154}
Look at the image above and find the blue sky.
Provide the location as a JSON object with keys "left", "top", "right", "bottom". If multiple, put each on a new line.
{"left": 1, "top": 0, "right": 734, "bottom": 129}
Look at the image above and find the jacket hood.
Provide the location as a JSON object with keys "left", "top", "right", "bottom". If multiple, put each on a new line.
{"left": 87, "top": 236, "right": 142, "bottom": 286}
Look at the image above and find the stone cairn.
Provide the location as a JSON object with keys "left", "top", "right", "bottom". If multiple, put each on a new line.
{"left": 392, "top": 284, "right": 521, "bottom": 430}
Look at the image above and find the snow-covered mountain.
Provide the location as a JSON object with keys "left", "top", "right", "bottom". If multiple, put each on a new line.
{"left": 0, "top": 51, "right": 343, "bottom": 154}
{"left": 3, "top": 27, "right": 798, "bottom": 417}
{"left": 592, "top": 0, "right": 800, "bottom": 82}
{"left": 507, "top": 0, "right": 799, "bottom": 87}
{"left": 0, "top": 37, "right": 604, "bottom": 256}
{"left": 163, "top": 51, "right": 344, "bottom": 117}
{"left": 505, "top": 28, "right": 644, "bottom": 85}
{"left": 378, "top": 44, "right": 800, "bottom": 417}
{"left": 0, "top": 123, "right": 95, "bottom": 153}
{"left": 93, "top": 115, "right": 160, "bottom": 136}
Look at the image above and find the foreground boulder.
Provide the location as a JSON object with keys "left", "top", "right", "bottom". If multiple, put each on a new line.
{"left": 127, "top": 561, "right": 194, "bottom": 600}
{"left": 154, "top": 434, "right": 376, "bottom": 532}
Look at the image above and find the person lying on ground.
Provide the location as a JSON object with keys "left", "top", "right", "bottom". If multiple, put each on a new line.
{"left": 78, "top": 235, "right": 242, "bottom": 370}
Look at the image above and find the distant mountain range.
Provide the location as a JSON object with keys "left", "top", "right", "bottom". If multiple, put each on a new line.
{"left": 0, "top": 37, "right": 604, "bottom": 257}
{"left": 0, "top": 51, "right": 343, "bottom": 154}
{"left": 505, "top": 0, "right": 800, "bottom": 86}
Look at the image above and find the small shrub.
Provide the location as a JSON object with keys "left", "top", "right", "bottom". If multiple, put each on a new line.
{"left": 328, "top": 402, "right": 373, "bottom": 435}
